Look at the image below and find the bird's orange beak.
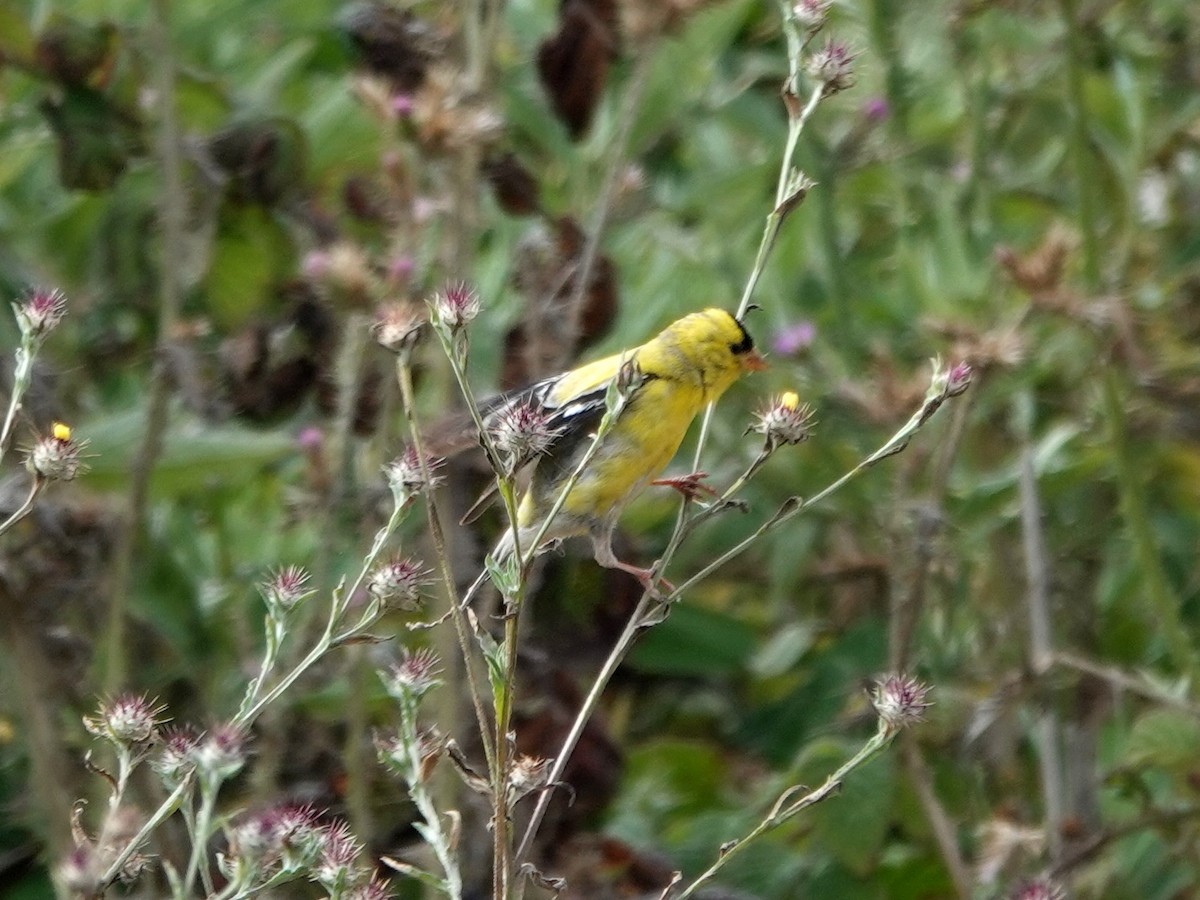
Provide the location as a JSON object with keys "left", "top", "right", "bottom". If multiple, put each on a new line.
{"left": 742, "top": 350, "right": 768, "bottom": 371}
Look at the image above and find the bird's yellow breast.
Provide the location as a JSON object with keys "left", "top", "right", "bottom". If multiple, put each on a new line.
{"left": 558, "top": 376, "right": 704, "bottom": 520}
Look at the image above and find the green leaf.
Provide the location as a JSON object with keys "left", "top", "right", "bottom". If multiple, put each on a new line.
{"left": 1124, "top": 709, "right": 1200, "bottom": 775}
{"left": 80, "top": 407, "right": 296, "bottom": 496}
{"left": 792, "top": 738, "right": 897, "bottom": 876}
{"left": 628, "top": 602, "right": 757, "bottom": 677}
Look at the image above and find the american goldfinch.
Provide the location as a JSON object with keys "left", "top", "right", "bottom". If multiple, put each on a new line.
{"left": 483, "top": 307, "right": 766, "bottom": 590}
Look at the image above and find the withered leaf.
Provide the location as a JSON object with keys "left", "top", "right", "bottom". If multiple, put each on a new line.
{"left": 536, "top": 0, "right": 620, "bottom": 140}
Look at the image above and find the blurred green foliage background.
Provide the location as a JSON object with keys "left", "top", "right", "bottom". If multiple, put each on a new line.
{"left": 2, "top": 0, "right": 1200, "bottom": 897}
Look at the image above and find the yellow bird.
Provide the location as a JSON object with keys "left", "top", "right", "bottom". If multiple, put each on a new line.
{"left": 482, "top": 308, "right": 766, "bottom": 590}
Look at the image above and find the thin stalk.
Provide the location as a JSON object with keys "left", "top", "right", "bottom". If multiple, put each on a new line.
{"left": 675, "top": 727, "right": 892, "bottom": 899}
{"left": 395, "top": 353, "right": 497, "bottom": 774}
{"left": 0, "top": 336, "right": 35, "bottom": 463}
{"left": 99, "top": 776, "right": 193, "bottom": 889}
{"left": 233, "top": 502, "right": 402, "bottom": 729}
{"left": 181, "top": 776, "right": 219, "bottom": 896}
{"left": 400, "top": 694, "right": 463, "bottom": 898}
{"left": 517, "top": 386, "right": 954, "bottom": 863}
{"left": 0, "top": 477, "right": 42, "bottom": 536}
{"left": 103, "top": 0, "right": 187, "bottom": 692}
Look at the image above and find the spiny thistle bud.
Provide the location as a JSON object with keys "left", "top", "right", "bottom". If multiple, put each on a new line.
{"left": 749, "top": 391, "right": 815, "bottom": 450}
{"left": 26, "top": 422, "right": 86, "bottom": 481}
{"left": 260, "top": 565, "right": 313, "bottom": 613}
{"left": 429, "top": 280, "right": 480, "bottom": 330}
{"left": 807, "top": 40, "right": 856, "bottom": 95}
{"left": 372, "top": 301, "right": 426, "bottom": 354}
{"left": 791, "top": 0, "right": 830, "bottom": 30}
{"left": 193, "top": 724, "right": 246, "bottom": 781}
{"left": 227, "top": 810, "right": 281, "bottom": 871}
{"left": 384, "top": 445, "right": 444, "bottom": 502}
{"left": 367, "top": 557, "right": 431, "bottom": 611}
{"left": 153, "top": 726, "right": 200, "bottom": 788}
{"left": 382, "top": 647, "right": 442, "bottom": 701}
{"left": 374, "top": 728, "right": 444, "bottom": 784}
{"left": 1012, "top": 878, "right": 1066, "bottom": 900}
{"left": 871, "top": 674, "right": 932, "bottom": 735}
{"left": 507, "top": 754, "right": 552, "bottom": 804}
{"left": 488, "top": 401, "right": 562, "bottom": 475}
{"left": 315, "top": 820, "right": 364, "bottom": 891}
{"left": 919, "top": 358, "right": 973, "bottom": 425}
{"left": 346, "top": 876, "right": 394, "bottom": 900}
{"left": 84, "top": 694, "right": 165, "bottom": 747}
{"left": 15, "top": 287, "right": 68, "bottom": 338}
{"left": 277, "top": 805, "right": 326, "bottom": 871}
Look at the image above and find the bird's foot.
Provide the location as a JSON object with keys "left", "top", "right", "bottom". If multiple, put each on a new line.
{"left": 612, "top": 560, "right": 675, "bottom": 596}
{"left": 652, "top": 470, "right": 717, "bottom": 502}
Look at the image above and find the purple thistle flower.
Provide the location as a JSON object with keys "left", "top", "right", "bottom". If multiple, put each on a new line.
{"left": 347, "top": 876, "right": 395, "bottom": 900}
{"left": 872, "top": 674, "right": 932, "bottom": 734}
{"left": 154, "top": 726, "right": 200, "bottom": 788}
{"left": 260, "top": 565, "right": 313, "bottom": 612}
{"left": 15, "top": 287, "right": 67, "bottom": 337}
{"left": 193, "top": 723, "right": 246, "bottom": 780}
{"left": 807, "top": 40, "right": 856, "bottom": 94}
{"left": 384, "top": 445, "right": 445, "bottom": 500}
{"left": 488, "top": 400, "right": 562, "bottom": 475}
{"left": 382, "top": 647, "right": 442, "bottom": 700}
{"left": 25, "top": 422, "right": 87, "bottom": 481}
{"left": 863, "top": 97, "right": 890, "bottom": 122}
{"left": 430, "top": 280, "right": 481, "bottom": 330}
{"left": 368, "top": 557, "right": 431, "bottom": 611}
{"left": 771, "top": 321, "right": 816, "bottom": 355}
{"left": 84, "top": 694, "right": 166, "bottom": 746}
{"left": 1012, "top": 877, "right": 1066, "bottom": 900}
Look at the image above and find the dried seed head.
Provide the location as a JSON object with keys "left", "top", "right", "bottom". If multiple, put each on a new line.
{"left": 260, "top": 565, "right": 313, "bottom": 612}
{"left": 807, "top": 40, "right": 856, "bottom": 94}
{"left": 872, "top": 674, "right": 932, "bottom": 734}
{"left": 429, "top": 280, "right": 481, "bottom": 329}
{"left": 153, "top": 726, "right": 200, "bottom": 788}
{"left": 384, "top": 445, "right": 444, "bottom": 501}
{"left": 368, "top": 556, "right": 431, "bottom": 611}
{"left": 507, "top": 754, "right": 553, "bottom": 803}
{"left": 15, "top": 287, "right": 68, "bottom": 338}
{"left": 373, "top": 301, "right": 426, "bottom": 353}
{"left": 84, "top": 694, "right": 166, "bottom": 746}
{"left": 193, "top": 724, "right": 246, "bottom": 780}
{"left": 488, "top": 401, "right": 562, "bottom": 474}
{"left": 749, "top": 392, "right": 815, "bottom": 449}
{"left": 26, "top": 423, "right": 87, "bottom": 481}
{"left": 382, "top": 647, "right": 442, "bottom": 700}
{"left": 1012, "top": 878, "right": 1066, "bottom": 900}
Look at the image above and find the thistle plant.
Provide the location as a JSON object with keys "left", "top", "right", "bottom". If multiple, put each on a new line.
{"left": 44, "top": 3, "right": 978, "bottom": 899}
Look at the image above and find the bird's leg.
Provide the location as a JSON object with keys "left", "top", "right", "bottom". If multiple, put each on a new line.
{"left": 590, "top": 525, "right": 675, "bottom": 595}
{"left": 651, "top": 470, "right": 717, "bottom": 502}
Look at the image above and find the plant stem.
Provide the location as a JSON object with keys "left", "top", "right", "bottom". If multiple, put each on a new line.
{"left": 675, "top": 728, "right": 891, "bottom": 899}
{"left": 0, "top": 477, "right": 43, "bottom": 536}
{"left": 102, "top": 0, "right": 187, "bottom": 693}
{"left": 395, "top": 353, "right": 497, "bottom": 774}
